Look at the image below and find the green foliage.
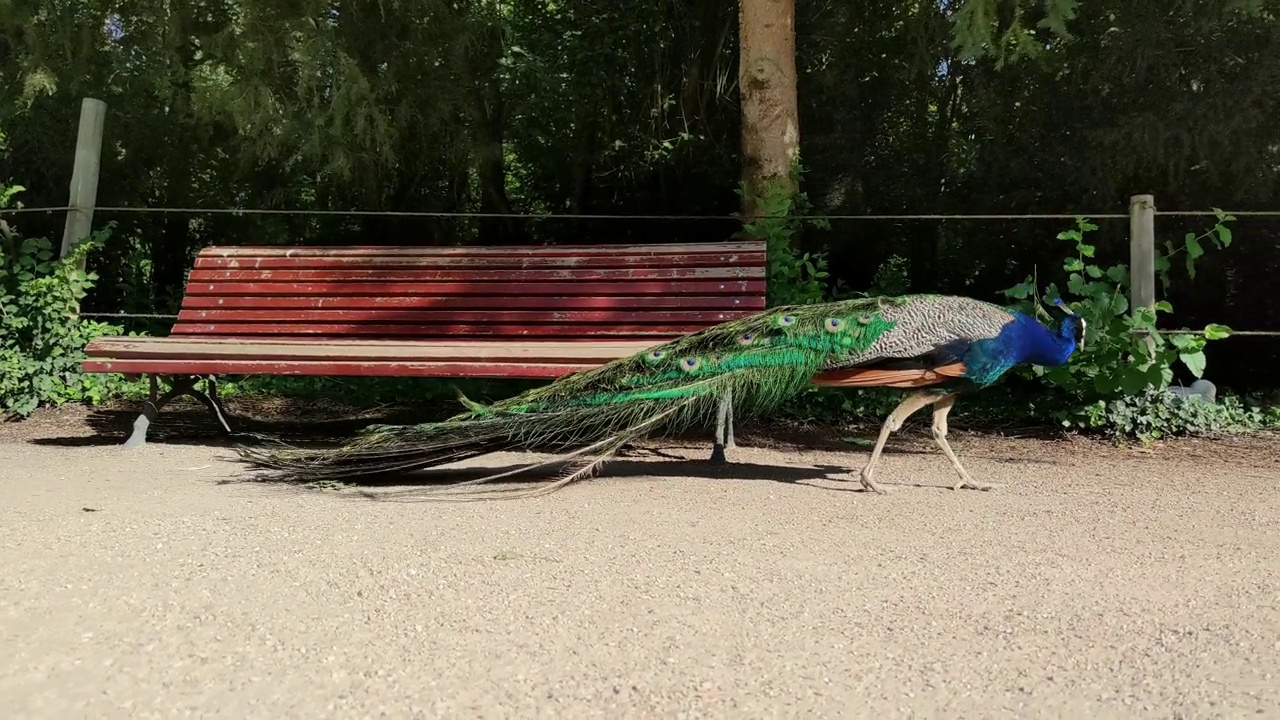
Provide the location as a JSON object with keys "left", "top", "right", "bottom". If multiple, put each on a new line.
{"left": 951, "top": 0, "right": 1081, "bottom": 66}
{"left": 0, "top": 203, "right": 137, "bottom": 417}
{"left": 1000, "top": 213, "right": 1249, "bottom": 436}
{"left": 1089, "top": 387, "right": 1273, "bottom": 442}
{"left": 737, "top": 164, "right": 833, "bottom": 308}
{"left": 868, "top": 255, "right": 912, "bottom": 297}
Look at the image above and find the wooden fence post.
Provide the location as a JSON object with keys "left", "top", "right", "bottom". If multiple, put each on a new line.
{"left": 1129, "top": 193, "right": 1156, "bottom": 353}
{"left": 60, "top": 97, "right": 107, "bottom": 269}
{"left": 1128, "top": 194, "right": 1156, "bottom": 311}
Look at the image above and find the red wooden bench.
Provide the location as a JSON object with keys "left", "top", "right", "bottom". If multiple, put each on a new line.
{"left": 82, "top": 240, "right": 768, "bottom": 457}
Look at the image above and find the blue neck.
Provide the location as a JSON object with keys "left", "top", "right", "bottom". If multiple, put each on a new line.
{"left": 1010, "top": 312, "right": 1077, "bottom": 366}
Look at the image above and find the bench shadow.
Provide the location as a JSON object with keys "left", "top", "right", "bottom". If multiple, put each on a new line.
{"left": 26, "top": 404, "right": 415, "bottom": 449}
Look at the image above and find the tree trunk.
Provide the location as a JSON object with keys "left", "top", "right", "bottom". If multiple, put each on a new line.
{"left": 471, "top": 18, "right": 524, "bottom": 246}
{"left": 738, "top": 0, "right": 799, "bottom": 217}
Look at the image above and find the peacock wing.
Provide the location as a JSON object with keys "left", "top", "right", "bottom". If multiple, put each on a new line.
{"left": 808, "top": 295, "right": 1018, "bottom": 387}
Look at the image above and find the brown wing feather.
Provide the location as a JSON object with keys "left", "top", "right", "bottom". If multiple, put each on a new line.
{"left": 810, "top": 362, "right": 968, "bottom": 388}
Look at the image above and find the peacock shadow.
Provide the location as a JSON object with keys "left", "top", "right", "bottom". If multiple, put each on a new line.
{"left": 219, "top": 456, "right": 877, "bottom": 502}
{"left": 29, "top": 402, "right": 1063, "bottom": 496}
{"left": 222, "top": 436, "right": 1054, "bottom": 499}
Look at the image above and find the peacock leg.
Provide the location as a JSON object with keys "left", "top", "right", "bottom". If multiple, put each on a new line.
{"left": 710, "top": 391, "right": 732, "bottom": 465}
{"left": 855, "top": 390, "right": 938, "bottom": 494}
{"left": 929, "top": 394, "right": 995, "bottom": 492}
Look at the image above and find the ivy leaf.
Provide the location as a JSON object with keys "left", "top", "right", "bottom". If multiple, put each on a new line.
{"left": 1119, "top": 364, "right": 1157, "bottom": 394}
{"left": 1078, "top": 243, "right": 1096, "bottom": 257}
{"left": 1085, "top": 264, "right": 1104, "bottom": 278}
{"left": 1203, "top": 323, "right": 1232, "bottom": 340}
{"left": 1215, "top": 223, "right": 1232, "bottom": 248}
{"left": 1004, "top": 282, "right": 1033, "bottom": 299}
{"left": 1094, "top": 372, "right": 1122, "bottom": 394}
{"left": 1154, "top": 254, "right": 1171, "bottom": 277}
{"left": 1155, "top": 300, "right": 1173, "bottom": 313}
{"left": 1179, "top": 350, "right": 1207, "bottom": 378}
{"left": 1184, "top": 233, "right": 1204, "bottom": 279}
{"left": 1067, "top": 272, "right": 1086, "bottom": 294}
{"left": 1185, "top": 232, "right": 1204, "bottom": 259}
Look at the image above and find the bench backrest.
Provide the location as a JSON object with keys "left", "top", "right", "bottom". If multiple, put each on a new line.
{"left": 175, "top": 240, "right": 768, "bottom": 340}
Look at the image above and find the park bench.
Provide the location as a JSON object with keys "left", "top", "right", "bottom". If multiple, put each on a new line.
{"left": 82, "top": 239, "right": 768, "bottom": 458}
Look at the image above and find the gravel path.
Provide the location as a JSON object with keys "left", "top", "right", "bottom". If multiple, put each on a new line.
{"left": 2, "top": 408, "right": 1278, "bottom": 718}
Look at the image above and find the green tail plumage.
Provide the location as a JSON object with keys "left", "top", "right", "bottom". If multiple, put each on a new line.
{"left": 236, "top": 296, "right": 913, "bottom": 499}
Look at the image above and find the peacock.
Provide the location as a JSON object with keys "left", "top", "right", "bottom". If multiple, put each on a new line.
{"left": 236, "top": 293, "right": 1085, "bottom": 499}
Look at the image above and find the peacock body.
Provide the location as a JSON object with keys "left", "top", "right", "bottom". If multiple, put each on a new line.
{"left": 237, "top": 293, "right": 1085, "bottom": 498}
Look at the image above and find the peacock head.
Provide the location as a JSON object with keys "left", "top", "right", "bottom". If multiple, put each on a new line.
{"left": 1051, "top": 297, "right": 1087, "bottom": 352}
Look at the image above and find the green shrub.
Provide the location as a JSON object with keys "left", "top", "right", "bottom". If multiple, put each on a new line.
{"left": 0, "top": 193, "right": 137, "bottom": 417}
{"left": 997, "top": 213, "right": 1278, "bottom": 438}
{"left": 736, "top": 162, "right": 833, "bottom": 308}
{"left": 1091, "top": 387, "right": 1270, "bottom": 441}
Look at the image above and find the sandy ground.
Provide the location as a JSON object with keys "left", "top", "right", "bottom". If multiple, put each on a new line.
{"left": 1, "top": 403, "right": 1279, "bottom": 718}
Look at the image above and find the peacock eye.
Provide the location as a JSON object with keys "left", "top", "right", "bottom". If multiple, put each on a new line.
{"left": 737, "top": 332, "right": 755, "bottom": 345}
{"left": 824, "top": 317, "right": 843, "bottom": 332}
{"left": 680, "top": 357, "right": 701, "bottom": 372}
{"left": 646, "top": 350, "right": 666, "bottom": 361}
{"left": 857, "top": 314, "right": 872, "bottom": 325}
{"left": 777, "top": 314, "right": 796, "bottom": 327}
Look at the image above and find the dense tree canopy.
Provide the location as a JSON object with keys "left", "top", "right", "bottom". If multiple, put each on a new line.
{"left": 1, "top": 0, "right": 1277, "bottom": 385}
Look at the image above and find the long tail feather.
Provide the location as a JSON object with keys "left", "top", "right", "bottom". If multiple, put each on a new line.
{"left": 339, "top": 396, "right": 697, "bottom": 502}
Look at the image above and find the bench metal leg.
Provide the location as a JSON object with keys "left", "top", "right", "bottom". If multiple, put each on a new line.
{"left": 709, "top": 388, "right": 734, "bottom": 465}
{"left": 199, "top": 374, "right": 233, "bottom": 435}
{"left": 123, "top": 374, "right": 233, "bottom": 448}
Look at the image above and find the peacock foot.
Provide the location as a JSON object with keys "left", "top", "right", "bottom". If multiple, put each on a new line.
{"left": 857, "top": 468, "right": 890, "bottom": 495}
{"left": 952, "top": 476, "right": 998, "bottom": 492}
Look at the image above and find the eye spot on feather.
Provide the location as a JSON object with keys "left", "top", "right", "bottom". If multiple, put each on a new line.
{"left": 858, "top": 314, "right": 873, "bottom": 325}
{"left": 645, "top": 350, "right": 667, "bottom": 362}
{"left": 776, "top": 314, "right": 796, "bottom": 327}
{"left": 680, "top": 357, "right": 701, "bottom": 372}
{"left": 737, "top": 332, "right": 756, "bottom": 345}
{"left": 824, "top": 317, "right": 843, "bottom": 333}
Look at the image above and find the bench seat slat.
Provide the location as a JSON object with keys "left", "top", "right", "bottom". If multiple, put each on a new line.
{"left": 185, "top": 280, "right": 764, "bottom": 297}
{"left": 83, "top": 359, "right": 601, "bottom": 379}
{"left": 193, "top": 251, "right": 765, "bottom": 271}
{"left": 169, "top": 322, "right": 721, "bottom": 337}
{"left": 177, "top": 295, "right": 763, "bottom": 311}
{"left": 199, "top": 241, "right": 763, "bottom": 258}
{"left": 186, "top": 266, "right": 763, "bottom": 282}
{"left": 177, "top": 309, "right": 755, "bottom": 324}
{"left": 86, "top": 337, "right": 662, "bottom": 361}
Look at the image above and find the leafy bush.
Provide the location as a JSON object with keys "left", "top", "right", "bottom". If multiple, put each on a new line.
{"left": 998, "top": 213, "right": 1272, "bottom": 438}
{"left": 1093, "top": 387, "right": 1271, "bottom": 441}
{"left": 0, "top": 193, "right": 136, "bottom": 417}
{"left": 736, "top": 163, "right": 833, "bottom": 308}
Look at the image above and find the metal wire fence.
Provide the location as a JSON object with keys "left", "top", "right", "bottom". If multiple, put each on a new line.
{"left": 2, "top": 202, "right": 1273, "bottom": 336}
{"left": 8, "top": 204, "right": 1280, "bottom": 219}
